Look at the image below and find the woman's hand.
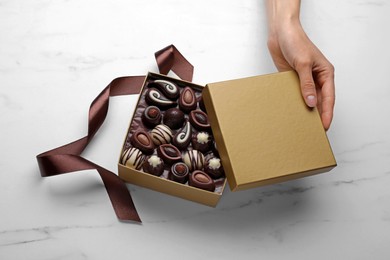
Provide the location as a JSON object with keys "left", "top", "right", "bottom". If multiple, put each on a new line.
{"left": 266, "top": 0, "right": 335, "bottom": 130}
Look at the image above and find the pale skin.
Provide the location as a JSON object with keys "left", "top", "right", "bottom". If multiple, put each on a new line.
{"left": 266, "top": 0, "right": 335, "bottom": 130}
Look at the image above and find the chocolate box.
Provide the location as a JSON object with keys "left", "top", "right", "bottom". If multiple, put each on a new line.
{"left": 118, "top": 72, "right": 226, "bottom": 206}
{"left": 118, "top": 71, "right": 336, "bottom": 206}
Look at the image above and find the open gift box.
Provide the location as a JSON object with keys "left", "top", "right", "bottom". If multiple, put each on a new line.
{"left": 118, "top": 70, "right": 336, "bottom": 206}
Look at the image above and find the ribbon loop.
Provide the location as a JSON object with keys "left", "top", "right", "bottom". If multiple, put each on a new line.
{"left": 155, "top": 45, "right": 194, "bottom": 81}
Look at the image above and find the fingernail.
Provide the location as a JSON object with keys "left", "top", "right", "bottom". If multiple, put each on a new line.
{"left": 306, "top": 95, "right": 316, "bottom": 107}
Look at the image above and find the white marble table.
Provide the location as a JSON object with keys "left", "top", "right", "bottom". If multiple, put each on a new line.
{"left": 1, "top": 1, "right": 389, "bottom": 259}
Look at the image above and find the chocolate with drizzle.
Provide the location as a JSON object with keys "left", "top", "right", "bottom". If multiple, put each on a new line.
{"left": 183, "top": 150, "right": 205, "bottom": 171}
{"left": 121, "top": 147, "right": 145, "bottom": 170}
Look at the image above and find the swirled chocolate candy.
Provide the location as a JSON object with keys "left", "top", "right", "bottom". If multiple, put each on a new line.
{"left": 147, "top": 80, "right": 180, "bottom": 100}
{"left": 179, "top": 86, "right": 197, "bottom": 113}
{"left": 168, "top": 162, "right": 189, "bottom": 184}
{"left": 189, "top": 170, "right": 215, "bottom": 192}
{"left": 145, "top": 88, "right": 177, "bottom": 109}
{"left": 143, "top": 155, "right": 164, "bottom": 176}
{"left": 191, "top": 131, "right": 212, "bottom": 153}
{"left": 130, "top": 130, "right": 155, "bottom": 154}
{"left": 189, "top": 110, "right": 211, "bottom": 131}
{"left": 157, "top": 144, "right": 181, "bottom": 164}
{"left": 163, "top": 108, "right": 185, "bottom": 130}
{"left": 150, "top": 124, "right": 173, "bottom": 146}
{"left": 172, "top": 121, "right": 192, "bottom": 150}
{"left": 141, "top": 106, "right": 162, "bottom": 128}
{"left": 120, "top": 147, "right": 145, "bottom": 170}
{"left": 183, "top": 150, "right": 205, "bottom": 171}
{"left": 204, "top": 157, "right": 224, "bottom": 179}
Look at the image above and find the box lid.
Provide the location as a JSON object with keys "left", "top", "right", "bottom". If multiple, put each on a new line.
{"left": 202, "top": 71, "right": 337, "bottom": 191}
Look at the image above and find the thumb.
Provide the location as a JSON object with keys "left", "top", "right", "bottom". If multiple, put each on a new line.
{"left": 296, "top": 66, "right": 317, "bottom": 108}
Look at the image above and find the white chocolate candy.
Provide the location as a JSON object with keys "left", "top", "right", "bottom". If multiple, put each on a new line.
{"left": 183, "top": 150, "right": 205, "bottom": 171}
{"left": 150, "top": 124, "right": 173, "bottom": 145}
{"left": 120, "top": 147, "right": 145, "bottom": 170}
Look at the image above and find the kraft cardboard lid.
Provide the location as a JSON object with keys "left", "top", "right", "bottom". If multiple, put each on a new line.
{"left": 202, "top": 71, "right": 336, "bottom": 191}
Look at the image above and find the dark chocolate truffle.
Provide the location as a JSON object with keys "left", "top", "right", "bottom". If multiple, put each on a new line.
{"left": 172, "top": 121, "right": 192, "bottom": 150}
{"left": 150, "top": 124, "right": 173, "bottom": 146}
{"left": 147, "top": 79, "right": 180, "bottom": 100}
{"left": 183, "top": 150, "right": 205, "bottom": 171}
{"left": 130, "top": 130, "right": 155, "bottom": 154}
{"left": 191, "top": 132, "right": 212, "bottom": 153}
{"left": 142, "top": 106, "right": 162, "bottom": 128}
{"left": 163, "top": 108, "right": 185, "bottom": 130}
{"left": 204, "top": 157, "right": 224, "bottom": 179}
{"left": 189, "top": 110, "right": 211, "bottom": 131}
{"left": 145, "top": 88, "right": 177, "bottom": 109}
{"left": 143, "top": 155, "right": 164, "bottom": 176}
{"left": 157, "top": 144, "right": 182, "bottom": 165}
{"left": 168, "top": 162, "right": 189, "bottom": 184}
{"left": 120, "top": 147, "right": 145, "bottom": 170}
{"left": 189, "top": 170, "right": 215, "bottom": 192}
{"left": 179, "top": 86, "right": 197, "bottom": 113}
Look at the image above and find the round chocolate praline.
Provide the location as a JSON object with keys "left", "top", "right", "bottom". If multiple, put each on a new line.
{"left": 120, "top": 147, "right": 145, "bottom": 170}
{"left": 204, "top": 157, "right": 224, "bottom": 179}
{"left": 169, "top": 162, "right": 189, "bottom": 184}
{"left": 191, "top": 132, "right": 212, "bottom": 153}
{"left": 163, "top": 108, "right": 185, "bottom": 130}
{"left": 150, "top": 124, "right": 173, "bottom": 146}
{"left": 130, "top": 130, "right": 155, "bottom": 154}
{"left": 157, "top": 144, "right": 182, "bottom": 165}
{"left": 189, "top": 110, "right": 211, "bottom": 131}
{"left": 179, "top": 86, "right": 197, "bottom": 113}
{"left": 143, "top": 155, "right": 164, "bottom": 176}
{"left": 189, "top": 170, "right": 215, "bottom": 192}
{"left": 142, "top": 106, "right": 162, "bottom": 128}
{"left": 172, "top": 121, "right": 192, "bottom": 150}
{"left": 145, "top": 88, "right": 177, "bottom": 109}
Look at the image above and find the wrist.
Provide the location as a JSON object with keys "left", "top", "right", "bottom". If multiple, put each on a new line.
{"left": 266, "top": 0, "right": 301, "bottom": 39}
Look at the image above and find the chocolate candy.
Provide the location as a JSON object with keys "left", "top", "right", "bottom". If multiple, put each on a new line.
{"left": 130, "top": 130, "right": 155, "bottom": 154}
{"left": 183, "top": 150, "right": 204, "bottom": 171}
{"left": 191, "top": 132, "right": 212, "bottom": 153}
{"left": 189, "top": 110, "right": 211, "bottom": 131}
{"left": 147, "top": 80, "right": 180, "bottom": 100}
{"left": 173, "top": 121, "right": 192, "bottom": 150}
{"left": 143, "top": 155, "right": 164, "bottom": 176}
{"left": 179, "top": 86, "right": 197, "bottom": 113}
{"left": 120, "top": 147, "right": 145, "bottom": 170}
{"left": 145, "top": 88, "right": 177, "bottom": 109}
{"left": 142, "top": 106, "right": 162, "bottom": 128}
{"left": 189, "top": 170, "right": 215, "bottom": 192}
{"left": 157, "top": 144, "right": 181, "bottom": 164}
{"left": 204, "top": 157, "right": 224, "bottom": 179}
{"left": 168, "top": 162, "right": 189, "bottom": 184}
{"left": 163, "top": 108, "right": 185, "bottom": 130}
{"left": 150, "top": 124, "right": 173, "bottom": 146}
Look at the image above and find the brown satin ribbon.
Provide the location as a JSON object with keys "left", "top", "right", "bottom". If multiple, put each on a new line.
{"left": 36, "top": 45, "right": 194, "bottom": 222}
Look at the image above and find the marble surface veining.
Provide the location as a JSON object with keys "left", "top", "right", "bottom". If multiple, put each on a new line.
{"left": 1, "top": 0, "right": 390, "bottom": 259}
